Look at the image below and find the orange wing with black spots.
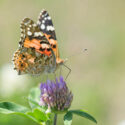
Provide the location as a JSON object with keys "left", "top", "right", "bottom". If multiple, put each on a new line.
{"left": 13, "top": 48, "right": 56, "bottom": 75}
{"left": 13, "top": 17, "right": 57, "bottom": 75}
{"left": 37, "top": 10, "right": 64, "bottom": 64}
{"left": 19, "top": 18, "right": 53, "bottom": 57}
{"left": 12, "top": 10, "right": 65, "bottom": 75}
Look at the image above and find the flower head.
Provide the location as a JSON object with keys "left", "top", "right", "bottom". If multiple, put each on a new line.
{"left": 39, "top": 76, "right": 73, "bottom": 112}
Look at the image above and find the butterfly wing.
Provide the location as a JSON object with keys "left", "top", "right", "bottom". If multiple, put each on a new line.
{"left": 37, "top": 10, "right": 63, "bottom": 64}
{"left": 19, "top": 18, "right": 51, "bottom": 56}
{"left": 13, "top": 18, "right": 56, "bottom": 75}
{"left": 37, "top": 10, "right": 56, "bottom": 39}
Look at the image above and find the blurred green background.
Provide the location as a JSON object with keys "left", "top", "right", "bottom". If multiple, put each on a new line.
{"left": 0, "top": 0, "right": 125, "bottom": 125}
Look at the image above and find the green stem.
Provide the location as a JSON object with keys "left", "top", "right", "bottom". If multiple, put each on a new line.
{"left": 53, "top": 114, "right": 57, "bottom": 125}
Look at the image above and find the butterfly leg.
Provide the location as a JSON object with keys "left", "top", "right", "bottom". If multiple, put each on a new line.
{"left": 63, "top": 64, "right": 71, "bottom": 80}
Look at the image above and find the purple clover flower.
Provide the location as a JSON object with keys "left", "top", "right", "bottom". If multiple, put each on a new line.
{"left": 39, "top": 76, "right": 73, "bottom": 112}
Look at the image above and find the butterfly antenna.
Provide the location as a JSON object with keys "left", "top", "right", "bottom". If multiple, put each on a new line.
{"left": 62, "top": 48, "right": 87, "bottom": 80}
{"left": 64, "top": 48, "right": 87, "bottom": 62}
{"left": 62, "top": 64, "right": 71, "bottom": 80}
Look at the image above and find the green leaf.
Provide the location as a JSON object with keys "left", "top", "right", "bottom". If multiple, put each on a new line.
{"left": 0, "top": 102, "right": 29, "bottom": 114}
{"left": 0, "top": 102, "right": 41, "bottom": 124}
{"left": 27, "top": 109, "right": 48, "bottom": 122}
{"left": 28, "top": 87, "right": 41, "bottom": 109}
{"left": 64, "top": 112, "right": 73, "bottom": 125}
{"left": 69, "top": 110, "right": 97, "bottom": 124}
{"left": 33, "top": 109, "right": 48, "bottom": 122}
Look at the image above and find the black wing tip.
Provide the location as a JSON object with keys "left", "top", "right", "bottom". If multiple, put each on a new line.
{"left": 41, "top": 9, "right": 47, "bottom": 13}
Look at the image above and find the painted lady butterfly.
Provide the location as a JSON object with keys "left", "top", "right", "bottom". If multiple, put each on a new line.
{"left": 13, "top": 10, "right": 64, "bottom": 75}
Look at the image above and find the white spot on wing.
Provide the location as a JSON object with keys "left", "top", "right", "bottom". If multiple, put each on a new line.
{"left": 47, "top": 26, "right": 54, "bottom": 31}
{"left": 34, "top": 32, "right": 43, "bottom": 37}
{"left": 34, "top": 32, "right": 39, "bottom": 37}
{"left": 47, "top": 16, "right": 51, "bottom": 20}
{"left": 41, "top": 24, "right": 45, "bottom": 30}
{"left": 42, "top": 43, "right": 49, "bottom": 48}
{"left": 21, "top": 34, "right": 24, "bottom": 37}
{"left": 39, "top": 32, "right": 43, "bottom": 36}
{"left": 42, "top": 20, "right": 45, "bottom": 23}
{"left": 46, "top": 26, "right": 50, "bottom": 31}
{"left": 27, "top": 31, "right": 32, "bottom": 36}
{"left": 33, "top": 24, "right": 37, "bottom": 27}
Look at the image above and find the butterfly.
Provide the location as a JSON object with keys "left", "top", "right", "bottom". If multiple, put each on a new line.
{"left": 13, "top": 9, "right": 65, "bottom": 75}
